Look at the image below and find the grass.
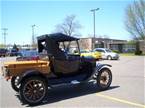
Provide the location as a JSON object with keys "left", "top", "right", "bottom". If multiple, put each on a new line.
{"left": 119, "top": 53, "right": 145, "bottom": 56}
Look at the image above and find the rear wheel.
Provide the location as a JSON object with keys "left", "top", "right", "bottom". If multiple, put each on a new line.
{"left": 19, "top": 76, "right": 48, "bottom": 105}
{"left": 11, "top": 76, "right": 20, "bottom": 92}
{"left": 97, "top": 68, "right": 112, "bottom": 90}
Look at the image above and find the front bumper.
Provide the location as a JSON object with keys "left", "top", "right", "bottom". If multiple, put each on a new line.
{"left": 112, "top": 55, "right": 119, "bottom": 60}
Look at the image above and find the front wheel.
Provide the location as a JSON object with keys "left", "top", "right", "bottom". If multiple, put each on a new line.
{"left": 19, "top": 76, "right": 48, "bottom": 105}
{"left": 107, "top": 56, "right": 112, "bottom": 60}
{"left": 97, "top": 68, "right": 112, "bottom": 90}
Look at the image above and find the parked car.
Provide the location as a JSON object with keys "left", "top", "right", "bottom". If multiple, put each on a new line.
{"left": 0, "top": 48, "right": 7, "bottom": 57}
{"left": 16, "top": 50, "right": 39, "bottom": 61}
{"left": 80, "top": 50, "right": 102, "bottom": 60}
{"left": 2, "top": 33, "right": 112, "bottom": 105}
{"left": 93, "top": 48, "right": 119, "bottom": 60}
{"left": 7, "top": 49, "right": 20, "bottom": 56}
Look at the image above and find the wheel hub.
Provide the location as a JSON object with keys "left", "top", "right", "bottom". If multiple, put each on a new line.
{"left": 100, "top": 71, "right": 109, "bottom": 85}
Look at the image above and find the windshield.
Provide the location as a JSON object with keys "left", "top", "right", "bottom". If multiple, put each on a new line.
{"left": 105, "top": 49, "right": 112, "bottom": 52}
{"left": 80, "top": 50, "right": 90, "bottom": 53}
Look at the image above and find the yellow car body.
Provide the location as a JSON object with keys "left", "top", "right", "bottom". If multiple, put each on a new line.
{"left": 80, "top": 50, "right": 102, "bottom": 59}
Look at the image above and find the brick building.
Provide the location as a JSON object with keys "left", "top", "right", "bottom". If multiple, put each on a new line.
{"left": 79, "top": 37, "right": 127, "bottom": 53}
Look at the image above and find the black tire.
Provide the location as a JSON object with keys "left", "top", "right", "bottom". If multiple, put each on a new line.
{"left": 97, "top": 68, "right": 112, "bottom": 90}
{"left": 107, "top": 56, "right": 112, "bottom": 60}
{"left": 19, "top": 76, "right": 48, "bottom": 105}
{"left": 11, "top": 76, "right": 20, "bottom": 92}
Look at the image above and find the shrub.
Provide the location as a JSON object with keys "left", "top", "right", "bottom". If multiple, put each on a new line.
{"left": 112, "top": 50, "right": 120, "bottom": 53}
{"left": 135, "top": 50, "right": 142, "bottom": 55}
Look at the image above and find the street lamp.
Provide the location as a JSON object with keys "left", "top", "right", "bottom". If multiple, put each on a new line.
{"left": 31, "top": 24, "right": 36, "bottom": 46}
{"left": 90, "top": 8, "right": 100, "bottom": 50}
{"left": 90, "top": 8, "right": 99, "bottom": 38}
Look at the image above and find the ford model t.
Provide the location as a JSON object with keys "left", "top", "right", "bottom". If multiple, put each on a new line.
{"left": 2, "top": 33, "right": 112, "bottom": 105}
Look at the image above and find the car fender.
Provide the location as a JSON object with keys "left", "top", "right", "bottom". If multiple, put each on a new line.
{"left": 18, "top": 70, "right": 47, "bottom": 85}
{"left": 88, "top": 63, "right": 111, "bottom": 80}
{"left": 97, "top": 63, "right": 111, "bottom": 71}
{"left": 94, "top": 63, "right": 112, "bottom": 75}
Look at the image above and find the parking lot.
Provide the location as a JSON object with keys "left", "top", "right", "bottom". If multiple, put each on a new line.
{"left": 0, "top": 56, "right": 145, "bottom": 108}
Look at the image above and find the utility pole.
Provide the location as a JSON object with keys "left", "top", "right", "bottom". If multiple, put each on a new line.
{"left": 1, "top": 28, "right": 8, "bottom": 48}
{"left": 31, "top": 24, "right": 36, "bottom": 48}
{"left": 90, "top": 8, "right": 99, "bottom": 50}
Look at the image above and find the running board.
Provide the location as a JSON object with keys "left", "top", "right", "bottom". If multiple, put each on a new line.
{"left": 49, "top": 80, "right": 81, "bottom": 88}
{"left": 71, "top": 80, "right": 80, "bottom": 84}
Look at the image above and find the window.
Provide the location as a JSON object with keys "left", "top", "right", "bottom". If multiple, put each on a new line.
{"left": 59, "top": 41, "right": 79, "bottom": 55}
{"left": 105, "top": 49, "right": 112, "bottom": 53}
{"left": 95, "top": 49, "right": 105, "bottom": 53}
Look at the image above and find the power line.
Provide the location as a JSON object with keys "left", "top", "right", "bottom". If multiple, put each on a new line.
{"left": 1, "top": 28, "right": 8, "bottom": 48}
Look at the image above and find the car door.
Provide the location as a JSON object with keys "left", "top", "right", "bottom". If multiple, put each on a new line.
{"left": 95, "top": 49, "right": 106, "bottom": 59}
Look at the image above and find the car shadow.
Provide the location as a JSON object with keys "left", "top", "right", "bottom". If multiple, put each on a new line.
{"left": 16, "top": 83, "right": 120, "bottom": 107}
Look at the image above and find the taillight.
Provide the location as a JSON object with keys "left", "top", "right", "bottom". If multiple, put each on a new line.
{"left": 36, "top": 56, "right": 39, "bottom": 60}
{"left": 32, "top": 56, "right": 39, "bottom": 60}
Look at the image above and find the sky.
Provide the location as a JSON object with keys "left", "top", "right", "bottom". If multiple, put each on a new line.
{"left": 1, "top": 0, "right": 133, "bottom": 45}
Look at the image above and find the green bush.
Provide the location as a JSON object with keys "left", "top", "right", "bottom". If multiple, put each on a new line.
{"left": 135, "top": 50, "right": 142, "bottom": 55}
{"left": 112, "top": 50, "right": 120, "bottom": 53}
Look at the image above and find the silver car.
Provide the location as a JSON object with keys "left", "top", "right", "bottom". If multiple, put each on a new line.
{"left": 93, "top": 48, "right": 119, "bottom": 60}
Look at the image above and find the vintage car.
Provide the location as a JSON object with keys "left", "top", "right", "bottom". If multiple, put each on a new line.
{"left": 2, "top": 33, "right": 112, "bottom": 105}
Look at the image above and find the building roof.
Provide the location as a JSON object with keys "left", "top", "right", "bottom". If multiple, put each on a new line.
{"left": 80, "top": 37, "right": 126, "bottom": 42}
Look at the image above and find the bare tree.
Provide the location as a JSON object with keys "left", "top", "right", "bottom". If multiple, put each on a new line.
{"left": 125, "top": 0, "right": 145, "bottom": 40}
{"left": 55, "top": 15, "right": 82, "bottom": 36}
{"left": 125, "top": 0, "right": 145, "bottom": 54}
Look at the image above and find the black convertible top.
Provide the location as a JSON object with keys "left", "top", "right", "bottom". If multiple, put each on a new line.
{"left": 37, "top": 33, "right": 79, "bottom": 54}
{"left": 37, "top": 33, "right": 79, "bottom": 42}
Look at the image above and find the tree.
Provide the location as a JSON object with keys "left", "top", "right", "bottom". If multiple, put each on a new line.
{"left": 124, "top": 0, "right": 145, "bottom": 54}
{"left": 55, "top": 15, "right": 82, "bottom": 36}
{"left": 0, "top": 44, "right": 4, "bottom": 48}
{"left": 125, "top": 0, "right": 145, "bottom": 40}
{"left": 12, "top": 44, "right": 19, "bottom": 51}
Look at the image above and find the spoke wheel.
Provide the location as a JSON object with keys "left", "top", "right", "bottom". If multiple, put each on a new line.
{"left": 11, "top": 76, "right": 20, "bottom": 92}
{"left": 20, "top": 76, "right": 48, "bottom": 105}
{"left": 97, "top": 68, "right": 112, "bottom": 90}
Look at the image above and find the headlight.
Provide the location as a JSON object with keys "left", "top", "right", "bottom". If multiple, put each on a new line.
{"left": 2, "top": 66, "right": 10, "bottom": 77}
{"left": 115, "top": 54, "right": 119, "bottom": 56}
{"left": 1, "top": 66, "right": 4, "bottom": 76}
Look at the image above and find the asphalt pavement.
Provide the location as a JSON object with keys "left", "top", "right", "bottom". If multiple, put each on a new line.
{"left": 0, "top": 56, "right": 144, "bottom": 108}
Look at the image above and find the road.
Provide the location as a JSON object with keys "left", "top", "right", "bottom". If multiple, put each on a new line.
{"left": 0, "top": 56, "right": 145, "bottom": 108}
